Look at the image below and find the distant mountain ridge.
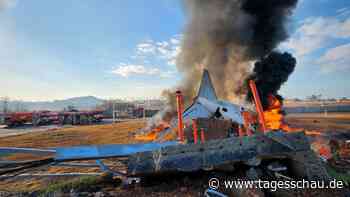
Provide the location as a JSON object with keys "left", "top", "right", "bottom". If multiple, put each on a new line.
{"left": 1, "top": 96, "right": 105, "bottom": 111}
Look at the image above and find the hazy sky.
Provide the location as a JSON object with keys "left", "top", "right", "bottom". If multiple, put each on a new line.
{"left": 1, "top": 0, "right": 350, "bottom": 101}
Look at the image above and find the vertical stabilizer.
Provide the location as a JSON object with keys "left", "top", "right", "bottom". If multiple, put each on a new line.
{"left": 197, "top": 69, "right": 217, "bottom": 101}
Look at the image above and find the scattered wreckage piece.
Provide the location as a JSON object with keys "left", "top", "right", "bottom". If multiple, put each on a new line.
{"left": 54, "top": 141, "right": 178, "bottom": 161}
{"left": 0, "top": 131, "right": 329, "bottom": 181}
{"left": 128, "top": 131, "right": 329, "bottom": 181}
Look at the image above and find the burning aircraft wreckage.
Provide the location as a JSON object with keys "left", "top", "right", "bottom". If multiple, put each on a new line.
{"left": 0, "top": 0, "right": 339, "bottom": 195}
{"left": 0, "top": 69, "right": 330, "bottom": 184}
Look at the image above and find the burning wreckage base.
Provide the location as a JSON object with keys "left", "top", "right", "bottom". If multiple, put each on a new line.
{"left": 0, "top": 70, "right": 331, "bottom": 193}
{"left": 128, "top": 131, "right": 329, "bottom": 181}
{"left": 0, "top": 131, "right": 329, "bottom": 183}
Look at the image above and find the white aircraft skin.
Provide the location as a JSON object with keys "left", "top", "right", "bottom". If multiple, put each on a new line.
{"left": 197, "top": 97, "right": 244, "bottom": 124}
{"left": 182, "top": 69, "right": 244, "bottom": 125}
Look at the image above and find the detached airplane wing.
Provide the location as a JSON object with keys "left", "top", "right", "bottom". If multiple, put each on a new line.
{"left": 183, "top": 69, "right": 243, "bottom": 124}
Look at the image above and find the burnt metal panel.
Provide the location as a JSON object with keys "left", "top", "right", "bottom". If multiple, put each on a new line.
{"left": 127, "top": 131, "right": 329, "bottom": 180}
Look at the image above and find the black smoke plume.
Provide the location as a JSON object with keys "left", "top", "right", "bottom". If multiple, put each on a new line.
{"left": 154, "top": 0, "right": 298, "bottom": 127}
{"left": 167, "top": 0, "right": 298, "bottom": 107}
{"left": 240, "top": 0, "right": 298, "bottom": 56}
{"left": 245, "top": 51, "right": 296, "bottom": 109}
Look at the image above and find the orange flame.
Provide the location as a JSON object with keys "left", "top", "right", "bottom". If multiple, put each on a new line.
{"left": 135, "top": 121, "right": 172, "bottom": 141}
{"left": 263, "top": 94, "right": 295, "bottom": 132}
{"left": 263, "top": 95, "right": 335, "bottom": 158}
{"left": 311, "top": 139, "right": 333, "bottom": 160}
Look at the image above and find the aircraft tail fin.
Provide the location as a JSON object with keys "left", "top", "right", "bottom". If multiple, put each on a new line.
{"left": 197, "top": 69, "right": 217, "bottom": 101}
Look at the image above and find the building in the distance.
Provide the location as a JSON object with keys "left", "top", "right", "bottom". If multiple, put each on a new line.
{"left": 113, "top": 102, "right": 136, "bottom": 120}
{"left": 101, "top": 99, "right": 166, "bottom": 121}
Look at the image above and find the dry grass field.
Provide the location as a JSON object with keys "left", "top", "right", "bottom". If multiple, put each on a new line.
{"left": 0, "top": 120, "right": 145, "bottom": 149}
{"left": 0, "top": 120, "right": 146, "bottom": 193}
{"left": 286, "top": 112, "right": 350, "bottom": 132}
{"left": 1, "top": 113, "right": 349, "bottom": 150}
{"left": 0, "top": 114, "right": 350, "bottom": 195}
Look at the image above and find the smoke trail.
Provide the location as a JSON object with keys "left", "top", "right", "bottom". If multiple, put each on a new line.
{"left": 165, "top": 0, "right": 298, "bottom": 109}
{"left": 244, "top": 51, "right": 296, "bottom": 109}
